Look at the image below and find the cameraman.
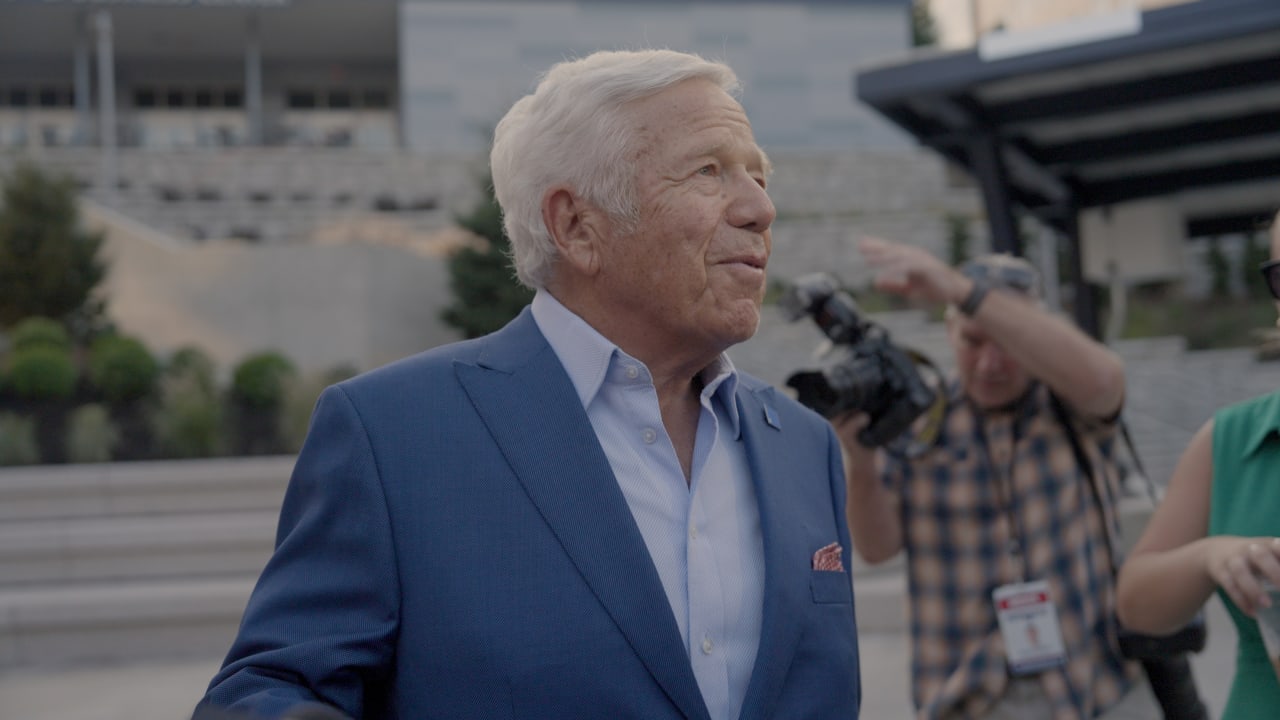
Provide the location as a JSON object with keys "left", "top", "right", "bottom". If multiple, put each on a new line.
{"left": 835, "top": 237, "right": 1158, "bottom": 719}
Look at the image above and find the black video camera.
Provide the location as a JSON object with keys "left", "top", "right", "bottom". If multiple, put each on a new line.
{"left": 782, "top": 273, "right": 939, "bottom": 449}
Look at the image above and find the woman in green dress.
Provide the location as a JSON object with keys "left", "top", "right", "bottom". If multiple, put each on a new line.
{"left": 1117, "top": 209, "right": 1280, "bottom": 720}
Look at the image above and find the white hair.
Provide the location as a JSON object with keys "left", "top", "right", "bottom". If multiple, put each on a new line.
{"left": 490, "top": 49, "right": 741, "bottom": 289}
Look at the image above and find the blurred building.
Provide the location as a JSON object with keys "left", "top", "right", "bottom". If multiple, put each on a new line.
{"left": 2, "top": 0, "right": 983, "bottom": 375}
{"left": 0, "top": 0, "right": 912, "bottom": 154}
{"left": 926, "top": 0, "right": 1196, "bottom": 48}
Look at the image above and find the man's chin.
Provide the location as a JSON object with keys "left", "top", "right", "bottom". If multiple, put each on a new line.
{"left": 970, "top": 387, "right": 1022, "bottom": 411}
{"left": 715, "top": 310, "right": 761, "bottom": 349}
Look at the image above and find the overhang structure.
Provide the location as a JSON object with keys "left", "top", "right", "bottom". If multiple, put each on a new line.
{"left": 855, "top": 0, "right": 1280, "bottom": 334}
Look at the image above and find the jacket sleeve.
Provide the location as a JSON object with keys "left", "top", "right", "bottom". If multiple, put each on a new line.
{"left": 196, "top": 385, "right": 400, "bottom": 720}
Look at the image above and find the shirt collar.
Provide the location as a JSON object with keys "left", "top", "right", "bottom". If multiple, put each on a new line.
{"left": 1242, "top": 391, "right": 1280, "bottom": 457}
{"left": 530, "top": 290, "right": 742, "bottom": 437}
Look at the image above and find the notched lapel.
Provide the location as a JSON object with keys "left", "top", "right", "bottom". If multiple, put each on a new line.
{"left": 736, "top": 386, "right": 808, "bottom": 720}
{"left": 455, "top": 319, "right": 711, "bottom": 720}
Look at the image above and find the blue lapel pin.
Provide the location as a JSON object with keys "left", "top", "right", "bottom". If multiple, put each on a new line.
{"left": 762, "top": 402, "right": 781, "bottom": 430}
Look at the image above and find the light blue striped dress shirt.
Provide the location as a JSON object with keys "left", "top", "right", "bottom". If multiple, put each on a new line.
{"left": 531, "top": 290, "right": 766, "bottom": 720}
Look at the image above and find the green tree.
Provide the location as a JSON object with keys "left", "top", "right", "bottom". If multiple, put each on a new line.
{"left": 1206, "top": 237, "right": 1231, "bottom": 298}
{"left": 1242, "top": 230, "right": 1271, "bottom": 300}
{"left": 0, "top": 163, "right": 108, "bottom": 336}
{"left": 911, "top": 0, "right": 938, "bottom": 47}
{"left": 944, "top": 214, "right": 972, "bottom": 266}
{"left": 441, "top": 174, "right": 534, "bottom": 338}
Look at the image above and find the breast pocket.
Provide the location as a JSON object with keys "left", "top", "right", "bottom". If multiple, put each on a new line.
{"left": 810, "top": 569, "right": 853, "bottom": 604}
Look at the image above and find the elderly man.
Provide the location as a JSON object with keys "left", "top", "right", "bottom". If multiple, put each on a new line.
{"left": 835, "top": 238, "right": 1160, "bottom": 719}
{"left": 196, "top": 49, "right": 861, "bottom": 720}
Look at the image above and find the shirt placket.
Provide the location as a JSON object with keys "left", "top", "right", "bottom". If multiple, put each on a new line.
{"left": 687, "top": 398, "right": 730, "bottom": 719}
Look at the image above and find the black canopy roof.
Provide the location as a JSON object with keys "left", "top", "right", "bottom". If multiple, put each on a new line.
{"left": 855, "top": 0, "right": 1280, "bottom": 330}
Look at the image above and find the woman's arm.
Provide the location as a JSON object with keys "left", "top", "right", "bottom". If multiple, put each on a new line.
{"left": 1118, "top": 419, "right": 1280, "bottom": 632}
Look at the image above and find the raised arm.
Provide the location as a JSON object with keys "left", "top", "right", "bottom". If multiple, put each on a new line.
{"left": 858, "top": 236, "right": 1124, "bottom": 419}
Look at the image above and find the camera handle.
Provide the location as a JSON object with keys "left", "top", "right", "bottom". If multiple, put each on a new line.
{"left": 889, "top": 347, "right": 949, "bottom": 459}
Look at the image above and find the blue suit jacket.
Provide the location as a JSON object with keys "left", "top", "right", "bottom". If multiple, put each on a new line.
{"left": 199, "top": 309, "right": 861, "bottom": 719}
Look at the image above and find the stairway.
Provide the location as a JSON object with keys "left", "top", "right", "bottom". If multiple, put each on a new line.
{"left": 0, "top": 457, "right": 291, "bottom": 668}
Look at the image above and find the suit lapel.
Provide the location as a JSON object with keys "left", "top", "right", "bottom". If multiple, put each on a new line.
{"left": 736, "top": 384, "right": 807, "bottom": 720}
{"left": 456, "top": 311, "right": 710, "bottom": 720}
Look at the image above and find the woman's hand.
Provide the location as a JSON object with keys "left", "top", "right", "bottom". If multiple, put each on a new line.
{"left": 1205, "top": 536, "right": 1280, "bottom": 617}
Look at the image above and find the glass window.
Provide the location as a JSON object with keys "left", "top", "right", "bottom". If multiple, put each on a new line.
{"left": 361, "top": 88, "right": 390, "bottom": 109}
{"left": 223, "top": 88, "right": 243, "bottom": 108}
{"left": 328, "top": 90, "right": 352, "bottom": 109}
{"left": 194, "top": 90, "right": 214, "bottom": 108}
{"left": 38, "top": 87, "right": 65, "bottom": 107}
{"left": 287, "top": 89, "right": 316, "bottom": 109}
{"left": 134, "top": 88, "right": 157, "bottom": 108}
{"left": 8, "top": 88, "right": 30, "bottom": 107}
{"left": 165, "top": 89, "right": 187, "bottom": 108}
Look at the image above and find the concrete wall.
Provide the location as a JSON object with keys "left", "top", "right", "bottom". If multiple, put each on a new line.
{"left": 399, "top": 0, "right": 914, "bottom": 153}
{"left": 85, "top": 201, "right": 460, "bottom": 375}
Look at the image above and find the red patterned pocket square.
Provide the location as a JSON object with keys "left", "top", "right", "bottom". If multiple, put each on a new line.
{"left": 812, "top": 542, "right": 844, "bottom": 572}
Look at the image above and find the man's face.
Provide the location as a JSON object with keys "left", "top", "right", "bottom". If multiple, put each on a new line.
{"left": 949, "top": 315, "right": 1033, "bottom": 410}
{"left": 593, "top": 78, "right": 775, "bottom": 364}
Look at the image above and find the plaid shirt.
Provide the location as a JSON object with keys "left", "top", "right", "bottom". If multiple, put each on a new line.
{"left": 881, "top": 381, "right": 1142, "bottom": 719}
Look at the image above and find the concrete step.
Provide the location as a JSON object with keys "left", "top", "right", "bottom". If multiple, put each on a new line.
{"left": 0, "top": 576, "right": 254, "bottom": 668}
{"left": 0, "top": 510, "right": 277, "bottom": 587}
{"left": 0, "top": 456, "right": 293, "bottom": 522}
{"left": 0, "top": 457, "right": 1157, "bottom": 669}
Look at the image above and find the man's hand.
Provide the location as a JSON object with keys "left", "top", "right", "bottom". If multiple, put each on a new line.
{"left": 858, "top": 236, "right": 969, "bottom": 308}
{"left": 831, "top": 411, "right": 875, "bottom": 459}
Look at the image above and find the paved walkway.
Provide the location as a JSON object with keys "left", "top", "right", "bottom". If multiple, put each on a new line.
{"left": 0, "top": 596, "right": 1240, "bottom": 719}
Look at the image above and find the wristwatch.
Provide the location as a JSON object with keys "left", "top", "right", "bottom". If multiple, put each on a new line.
{"left": 958, "top": 277, "right": 990, "bottom": 317}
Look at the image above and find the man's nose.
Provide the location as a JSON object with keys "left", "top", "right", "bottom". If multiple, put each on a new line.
{"left": 976, "top": 344, "right": 1009, "bottom": 374}
{"left": 727, "top": 170, "right": 776, "bottom": 232}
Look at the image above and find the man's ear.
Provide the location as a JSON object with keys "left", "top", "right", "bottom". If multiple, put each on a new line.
{"left": 543, "top": 187, "right": 603, "bottom": 276}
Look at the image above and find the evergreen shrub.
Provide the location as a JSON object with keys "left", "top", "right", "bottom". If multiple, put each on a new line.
{"left": 152, "top": 372, "right": 224, "bottom": 458}
{"left": 8, "top": 345, "right": 77, "bottom": 400}
{"left": 89, "top": 335, "right": 160, "bottom": 404}
{"left": 10, "top": 316, "right": 70, "bottom": 352}
{"left": 166, "top": 346, "right": 218, "bottom": 393}
{"left": 231, "top": 352, "right": 296, "bottom": 410}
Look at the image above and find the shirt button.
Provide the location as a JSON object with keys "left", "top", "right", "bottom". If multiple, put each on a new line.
{"left": 642, "top": 428, "right": 657, "bottom": 444}
{"left": 689, "top": 526, "right": 698, "bottom": 540}
{"left": 701, "top": 636, "right": 714, "bottom": 654}
{"left": 625, "top": 366, "right": 639, "bottom": 379}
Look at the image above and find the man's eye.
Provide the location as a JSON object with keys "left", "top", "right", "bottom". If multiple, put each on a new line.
{"left": 698, "top": 165, "right": 718, "bottom": 176}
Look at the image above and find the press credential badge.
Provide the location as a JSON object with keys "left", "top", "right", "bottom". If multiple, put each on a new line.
{"left": 994, "top": 580, "right": 1067, "bottom": 675}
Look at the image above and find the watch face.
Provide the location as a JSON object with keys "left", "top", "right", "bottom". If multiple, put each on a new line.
{"left": 960, "top": 278, "right": 990, "bottom": 316}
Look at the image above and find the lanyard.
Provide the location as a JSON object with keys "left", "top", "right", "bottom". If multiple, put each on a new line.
{"left": 974, "top": 408, "right": 1031, "bottom": 582}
